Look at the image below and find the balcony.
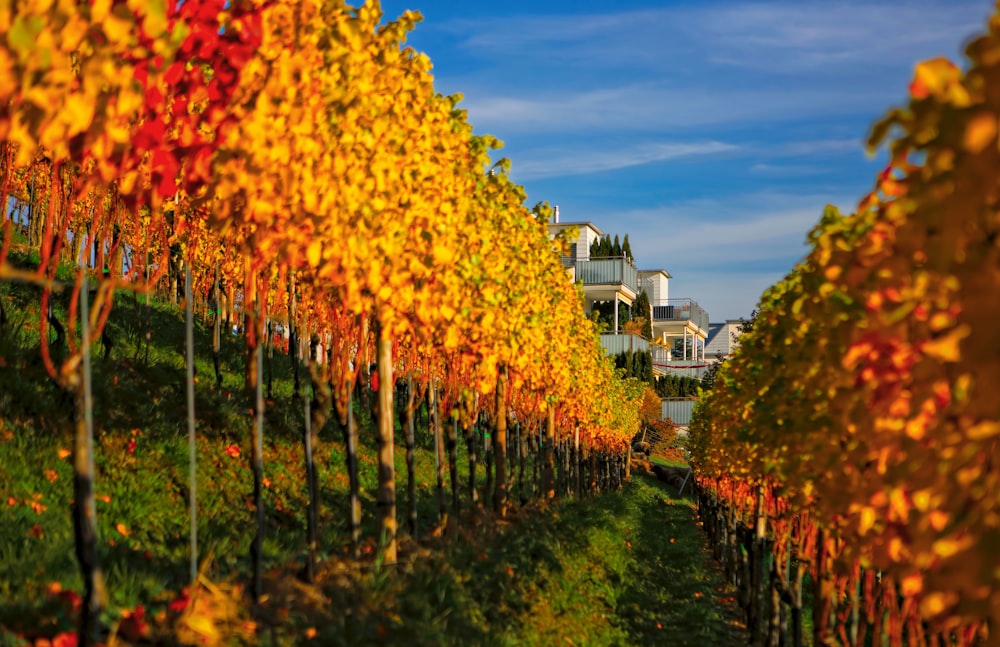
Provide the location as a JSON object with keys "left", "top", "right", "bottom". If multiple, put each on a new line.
{"left": 651, "top": 299, "right": 709, "bottom": 333}
{"left": 600, "top": 331, "right": 648, "bottom": 355}
{"left": 599, "top": 333, "right": 669, "bottom": 370}
{"left": 562, "top": 256, "right": 639, "bottom": 294}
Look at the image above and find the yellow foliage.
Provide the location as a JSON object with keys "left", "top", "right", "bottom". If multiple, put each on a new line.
{"left": 689, "top": 7, "right": 1000, "bottom": 636}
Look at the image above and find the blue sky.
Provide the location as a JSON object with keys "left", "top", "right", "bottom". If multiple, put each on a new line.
{"left": 379, "top": 0, "right": 992, "bottom": 320}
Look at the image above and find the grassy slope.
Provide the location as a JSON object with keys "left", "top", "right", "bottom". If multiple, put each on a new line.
{"left": 0, "top": 272, "right": 743, "bottom": 644}
{"left": 256, "top": 476, "right": 746, "bottom": 646}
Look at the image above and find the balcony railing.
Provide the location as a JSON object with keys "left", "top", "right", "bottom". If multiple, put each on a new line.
{"left": 599, "top": 333, "right": 669, "bottom": 366}
{"left": 561, "top": 256, "right": 638, "bottom": 293}
{"left": 600, "top": 332, "right": 648, "bottom": 355}
{"left": 651, "top": 299, "right": 709, "bottom": 332}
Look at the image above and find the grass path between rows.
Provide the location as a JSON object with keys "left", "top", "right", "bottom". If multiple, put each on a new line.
{"left": 270, "top": 473, "right": 747, "bottom": 646}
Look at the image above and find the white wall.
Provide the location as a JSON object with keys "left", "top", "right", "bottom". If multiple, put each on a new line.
{"left": 549, "top": 222, "right": 603, "bottom": 262}
{"left": 575, "top": 224, "right": 601, "bottom": 261}
{"left": 640, "top": 271, "right": 670, "bottom": 305}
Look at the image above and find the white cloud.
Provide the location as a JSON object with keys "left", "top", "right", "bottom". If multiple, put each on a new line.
{"left": 749, "top": 163, "right": 823, "bottom": 177}
{"left": 627, "top": 203, "right": 819, "bottom": 267}
{"left": 511, "top": 141, "right": 737, "bottom": 180}
{"left": 436, "top": 1, "right": 985, "bottom": 74}
{"left": 670, "top": 272, "right": 785, "bottom": 322}
{"left": 429, "top": 1, "right": 988, "bottom": 136}
{"left": 456, "top": 84, "right": 890, "bottom": 135}
{"left": 696, "top": 2, "right": 986, "bottom": 74}
{"left": 392, "top": 0, "right": 990, "bottom": 318}
{"left": 567, "top": 192, "right": 853, "bottom": 321}
{"left": 572, "top": 191, "right": 859, "bottom": 318}
{"left": 775, "top": 139, "right": 864, "bottom": 156}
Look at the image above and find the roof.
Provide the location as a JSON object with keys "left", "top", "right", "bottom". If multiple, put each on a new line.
{"left": 547, "top": 221, "right": 604, "bottom": 236}
{"left": 705, "top": 321, "right": 743, "bottom": 358}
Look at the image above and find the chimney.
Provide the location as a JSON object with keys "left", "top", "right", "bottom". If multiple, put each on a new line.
{"left": 554, "top": 205, "right": 560, "bottom": 223}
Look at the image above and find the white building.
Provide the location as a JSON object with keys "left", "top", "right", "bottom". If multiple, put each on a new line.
{"left": 547, "top": 209, "right": 711, "bottom": 376}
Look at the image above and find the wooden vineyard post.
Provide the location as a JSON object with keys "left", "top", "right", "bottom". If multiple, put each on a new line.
{"left": 375, "top": 332, "right": 397, "bottom": 564}
{"left": 73, "top": 262, "right": 107, "bottom": 645}
{"left": 184, "top": 266, "right": 199, "bottom": 584}
{"left": 467, "top": 415, "right": 479, "bottom": 507}
{"left": 493, "top": 365, "right": 508, "bottom": 516}
{"left": 405, "top": 374, "right": 418, "bottom": 537}
{"left": 542, "top": 407, "right": 556, "bottom": 499}
{"left": 431, "top": 382, "right": 447, "bottom": 530}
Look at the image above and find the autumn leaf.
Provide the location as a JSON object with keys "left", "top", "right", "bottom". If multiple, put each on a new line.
{"left": 963, "top": 112, "right": 998, "bottom": 153}
{"left": 180, "top": 614, "right": 220, "bottom": 644}
{"left": 921, "top": 325, "right": 970, "bottom": 362}
{"left": 118, "top": 605, "right": 149, "bottom": 641}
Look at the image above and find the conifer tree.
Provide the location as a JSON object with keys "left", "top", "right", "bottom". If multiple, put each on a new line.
{"left": 633, "top": 290, "right": 652, "bottom": 339}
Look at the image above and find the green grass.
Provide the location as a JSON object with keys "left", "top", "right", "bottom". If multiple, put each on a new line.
{"left": 254, "top": 476, "right": 746, "bottom": 646}
{"left": 0, "top": 267, "right": 744, "bottom": 644}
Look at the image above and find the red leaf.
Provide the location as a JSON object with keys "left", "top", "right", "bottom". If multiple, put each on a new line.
{"left": 164, "top": 61, "right": 186, "bottom": 86}
{"left": 168, "top": 590, "right": 190, "bottom": 612}
{"left": 134, "top": 119, "right": 165, "bottom": 150}
{"left": 151, "top": 149, "right": 179, "bottom": 198}
{"left": 51, "top": 631, "right": 78, "bottom": 647}
{"left": 173, "top": 95, "right": 188, "bottom": 116}
{"left": 119, "top": 605, "right": 149, "bottom": 641}
{"left": 190, "top": 146, "right": 213, "bottom": 183}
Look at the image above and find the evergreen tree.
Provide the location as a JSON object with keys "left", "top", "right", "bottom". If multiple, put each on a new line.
{"left": 636, "top": 351, "right": 653, "bottom": 384}
{"left": 654, "top": 375, "right": 677, "bottom": 397}
{"left": 633, "top": 290, "right": 652, "bottom": 339}
{"left": 612, "top": 234, "right": 622, "bottom": 257}
{"left": 622, "top": 234, "right": 633, "bottom": 260}
{"left": 601, "top": 234, "right": 612, "bottom": 257}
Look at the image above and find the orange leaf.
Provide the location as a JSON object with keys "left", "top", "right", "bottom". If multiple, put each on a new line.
{"left": 964, "top": 112, "right": 998, "bottom": 153}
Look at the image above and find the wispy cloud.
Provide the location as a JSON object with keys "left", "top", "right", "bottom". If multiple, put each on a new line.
{"left": 596, "top": 191, "right": 858, "bottom": 318}
{"left": 426, "top": 0, "right": 987, "bottom": 137}
{"left": 627, "top": 203, "right": 820, "bottom": 267}
{"left": 696, "top": 2, "right": 986, "bottom": 74}
{"left": 433, "top": 1, "right": 986, "bottom": 75}
{"left": 670, "top": 271, "right": 787, "bottom": 322}
{"left": 385, "top": 0, "right": 991, "bottom": 318}
{"left": 749, "top": 163, "right": 824, "bottom": 177}
{"left": 457, "top": 84, "right": 890, "bottom": 136}
{"left": 775, "top": 139, "right": 864, "bottom": 157}
{"left": 511, "top": 141, "right": 737, "bottom": 180}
